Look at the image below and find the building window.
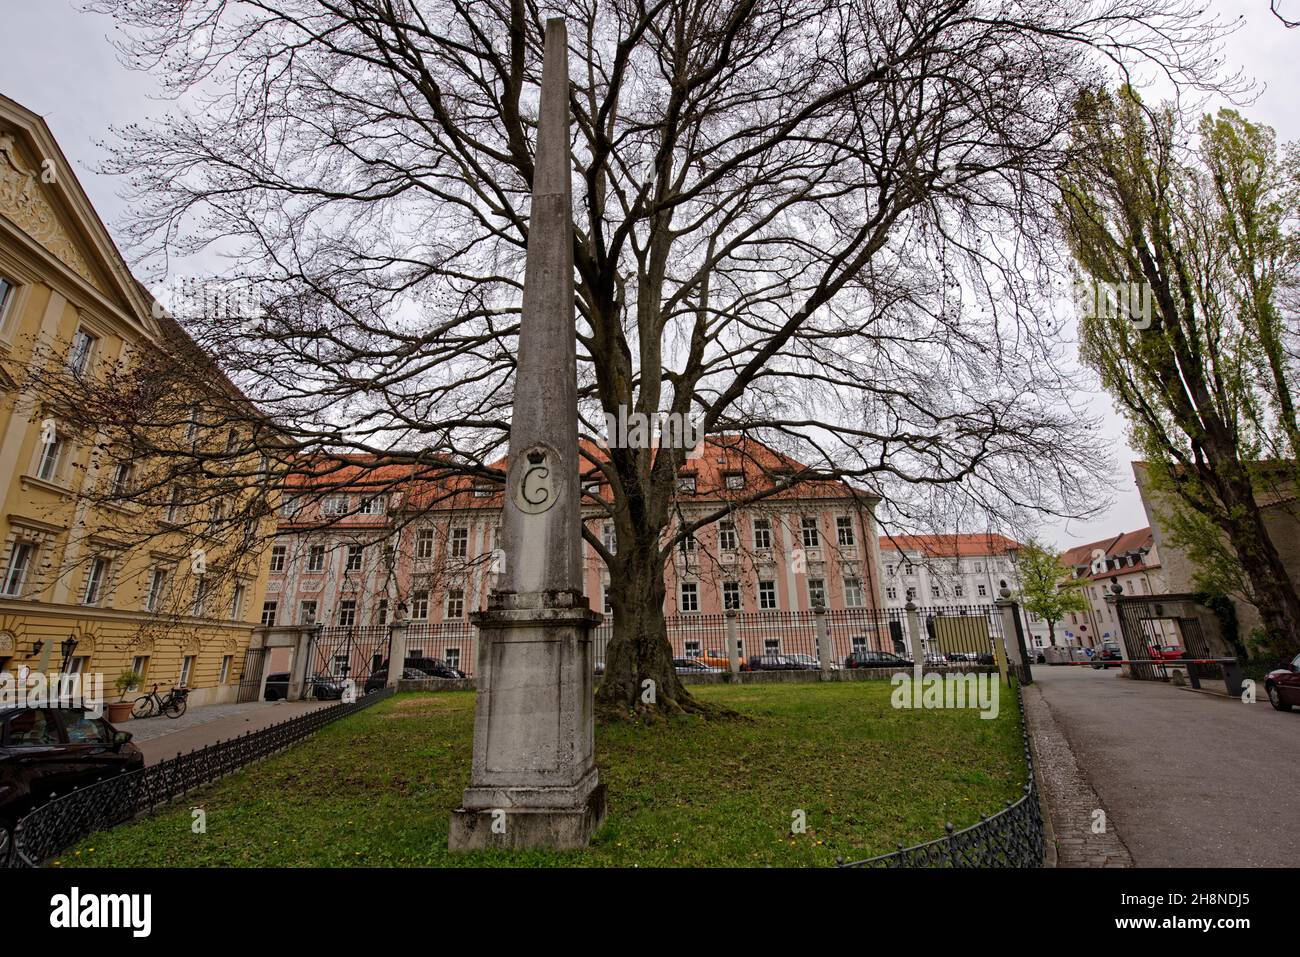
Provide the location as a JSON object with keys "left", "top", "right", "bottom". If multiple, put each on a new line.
{"left": 376, "top": 598, "right": 389, "bottom": 625}
{"left": 753, "top": 519, "right": 772, "bottom": 550}
{"left": 144, "top": 567, "right": 167, "bottom": 611}
{"left": 680, "top": 582, "right": 699, "bottom": 613}
{"left": 36, "top": 432, "right": 64, "bottom": 482}
{"left": 269, "top": 545, "right": 286, "bottom": 572}
{"left": 279, "top": 495, "right": 302, "bottom": 518}
{"left": 110, "top": 460, "right": 134, "bottom": 495}
{"left": 307, "top": 545, "right": 325, "bottom": 572}
{"left": 722, "top": 580, "right": 742, "bottom": 611}
{"left": 337, "top": 600, "right": 357, "bottom": 626}
{"left": 299, "top": 600, "right": 317, "bottom": 625}
{"left": 166, "top": 486, "right": 184, "bottom": 523}
{"left": 836, "top": 516, "right": 856, "bottom": 547}
{"left": 1, "top": 542, "right": 33, "bottom": 597}
{"left": 758, "top": 579, "right": 777, "bottom": 610}
{"left": 81, "top": 557, "right": 109, "bottom": 605}
{"left": 602, "top": 523, "right": 617, "bottom": 554}
{"left": 261, "top": 600, "right": 278, "bottom": 626}
{"left": 885, "top": 586, "right": 897, "bottom": 600}
{"left": 322, "top": 495, "right": 348, "bottom": 515}
{"left": 179, "top": 655, "right": 195, "bottom": 687}
{"left": 219, "top": 655, "right": 233, "bottom": 684}
{"left": 602, "top": 587, "right": 612, "bottom": 615}
{"left": 450, "top": 527, "right": 469, "bottom": 559}
{"left": 0, "top": 275, "right": 15, "bottom": 331}
{"left": 445, "top": 647, "right": 461, "bottom": 671}
{"left": 905, "top": 586, "right": 916, "bottom": 602}
{"left": 717, "top": 520, "right": 737, "bottom": 551}
{"left": 332, "top": 655, "right": 349, "bottom": 677}
{"left": 764, "top": 637, "right": 780, "bottom": 654}
{"left": 807, "top": 578, "right": 826, "bottom": 608}
{"left": 445, "top": 588, "right": 465, "bottom": 619}
{"left": 684, "top": 640, "right": 701, "bottom": 657}
{"left": 724, "top": 472, "right": 745, "bottom": 490}
{"left": 359, "top": 496, "right": 384, "bottom": 515}
{"left": 231, "top": 584, "right": 246, "bottom": 619}
{"left": 903, "top": 563, "right": 915, "bottom": 576}
{"left": 844, "top": 577, "right": 865, "bottom": 607}
{"left": 677, "top": 475, "right": 696, "bottom": 493}
{"left": 954, "top": 585, "right": 964, "bottom": 598}
{"left": 801, "top": 517, "right": 820, "bottom": 548}
{"left": 473, "top": 484, "right": 493, "bottom": 497}
{"left": 191, "top": 579, "right": 209, "bottom": 618}
{"left": 931, "top": 585, "right": 941, "bottom": 599}
{"left": 69, "top": 327, "right": 98, "bottom": 374}
{"left": 852, "top": 635, "right": 868, "bottom": 654}
{"left": 416, "top": 529, "right": 435, "bottom": 560}
{"left": 411, "top": 590, "right": 429, "bottom": 620}
{"left": 978, "top": 584, "right": 987, "bottom": 597}
{"left": 130, "top": 656, "right": 150, "bottom": 689}
{"left": 680, "top": 530, "right": 696, "bottom": 552}
{"left": 346, "top": 544, "right": 363, "bottom": 570}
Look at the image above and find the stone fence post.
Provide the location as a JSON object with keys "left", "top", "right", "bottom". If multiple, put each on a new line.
{"left": 904, "top": 601, "right": 924, "bottom": 665}
{"left": 814, "top": 605, "right": 832, "bottom": 675}
{"left": 725, "top": 609, "right": 740, "bottom": 674}
{"left": 387, "top": 618, "right": 410, "bottom": 688}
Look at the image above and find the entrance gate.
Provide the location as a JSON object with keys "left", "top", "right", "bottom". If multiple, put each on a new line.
{"left": 236, "top": 646, "right": 269, "bottom": 703}
{"left": 1115, "top": 595, "right": 1226, "bottom": 682}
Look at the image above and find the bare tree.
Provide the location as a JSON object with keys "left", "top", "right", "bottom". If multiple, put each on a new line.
{"left": 76, "top": 0, "right": 1231, "bottom": 717}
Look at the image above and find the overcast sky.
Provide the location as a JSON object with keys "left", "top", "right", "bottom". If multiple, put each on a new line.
{"left": 1, "top": 0, "right": 1295, "bottom": 551}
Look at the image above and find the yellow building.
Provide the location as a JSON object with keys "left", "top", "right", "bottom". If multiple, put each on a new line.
{"left": 0, "top": 94, "right": 274, "bottom": 708}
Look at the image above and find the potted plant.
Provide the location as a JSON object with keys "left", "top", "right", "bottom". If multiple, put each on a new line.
{"left": 106, "top": 670, "right": 138, "bottom": 723}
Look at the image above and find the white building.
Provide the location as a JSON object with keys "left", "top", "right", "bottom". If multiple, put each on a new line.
{"left": 877, "top": 533, "right": 1052, "bottom": 647}
{"left": 1058, "top": 528, "right": 1168, "bottom": 649}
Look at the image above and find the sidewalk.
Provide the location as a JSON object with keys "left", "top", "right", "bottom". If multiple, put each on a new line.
{"left": 122, "top": 699, "right": 332, "bottom": 765}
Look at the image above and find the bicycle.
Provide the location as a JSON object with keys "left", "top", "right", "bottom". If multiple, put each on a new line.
{"left": 131, "top": 683, "right": 190, "bottom": 719}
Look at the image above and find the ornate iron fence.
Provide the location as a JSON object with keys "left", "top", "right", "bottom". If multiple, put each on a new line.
{"left": 8, "top": 688, "right": 395, "bottom": 868}
{"left": 835, "top": 686, "right": 1043, "bottom": 868}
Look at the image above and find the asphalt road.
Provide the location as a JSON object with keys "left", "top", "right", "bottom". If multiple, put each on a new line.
{"left": 1033, "top": 665, "right": 1298, "bottom": 867}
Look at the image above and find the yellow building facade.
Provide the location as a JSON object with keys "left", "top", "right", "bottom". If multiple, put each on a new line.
{"left": 0, "top": 95, "right": 273, "bottom": 709}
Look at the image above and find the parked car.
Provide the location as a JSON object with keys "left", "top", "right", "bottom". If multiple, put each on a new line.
{"left": 844, "top": 651, "right": 914, "bottom": 669}
{"left": 0, "top": 706, "right": 143, "bottom": 865}
{"left": 743, "top": 655, "right": 804, "bottom": 672}
{"left": 673, "top": 657, "right": 722, "bottom": 674}
{"left": 785, "top": 653, "right": 832, "bottom": 670}
{"left": 1091, "top": 640, "right": 1122, "bottom": 669}
{"left": 697, "top": 650, "right": 731, "bottom": 670}
{"left": 308, "top": 674, "right": 350, "bottom": 700}
{"left": 363, "top": 667, "right": 441, "bottom": 693}
{"left": 371, "top": 657, "right": 465, "bottom": 684}
{"left": 263, "top": 672, "right": 291, "bottom": 701}
{"left": 1264, "top": 654, "right": 1300, "bottom": 712}
{"left": 1146, "top": 644, "right": 1186, "bottom": 661}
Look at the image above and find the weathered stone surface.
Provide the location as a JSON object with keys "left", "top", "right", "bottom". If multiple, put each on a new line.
{"left": 448, "top": 16, "right": 602, "bottom": 852}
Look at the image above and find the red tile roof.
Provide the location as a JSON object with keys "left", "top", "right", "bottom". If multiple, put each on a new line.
{"left": 877, "top": 532, "right": 1023, "bottom": 558}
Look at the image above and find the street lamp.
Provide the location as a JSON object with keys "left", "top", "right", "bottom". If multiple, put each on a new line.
{"left": 59, "top": 636, "right": 78, "bottom": 673}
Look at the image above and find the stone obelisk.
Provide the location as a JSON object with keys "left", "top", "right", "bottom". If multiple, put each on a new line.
{"left": 448, "top": 16, "right": 605, "bottom": 851}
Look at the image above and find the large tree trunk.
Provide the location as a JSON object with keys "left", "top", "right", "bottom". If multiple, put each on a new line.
{"left": 1218, "top": 483, "right": 1300, "bottom": 657}
{"left": 594, "top": 529, "right": 709, "bottom": 720}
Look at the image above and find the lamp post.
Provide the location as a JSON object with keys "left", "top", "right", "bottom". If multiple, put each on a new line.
{"left": 59, "top": 636, "right": 78, "bottom": 674}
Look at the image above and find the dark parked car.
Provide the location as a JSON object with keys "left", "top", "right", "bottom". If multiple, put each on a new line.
{"left": 368, "top": 657, "right": 464, "bottom": 692}
{"left": 263, "top": 672, "right": 291, "bottom": 701}
{"left": 363, "top": 666, "right": 445, "bottom": 693}
{"left": 673, "top": 657, "right": 722, "bottom": 674}
{"left": 308, "top": 674, "right": 350, "bottom": 700}
{"left": 1265, "top": 654, "right": 1300, "bottom": 712}
{"left": 743, "top": 655, "right": 806, "bottom": 672}
{"left": 1091, "top": 640, "right": 1122, "bottom": 669}
{"left": 844, "top": 651, "right": 914, "bottom": 669}
{"left": 1, "top": 706, "right": 143, "bottom": 865}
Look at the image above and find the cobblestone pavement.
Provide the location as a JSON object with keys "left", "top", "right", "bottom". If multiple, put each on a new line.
{"left": 1023, "top": 682, "right": 1134, "bottom": 868}
{"left": 1029, "top": 665, "right": 1299, "bottom": 867}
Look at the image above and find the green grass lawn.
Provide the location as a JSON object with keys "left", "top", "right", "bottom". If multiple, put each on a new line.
{"left": 66, "top": 681, "right": 1025, "bottom": 867}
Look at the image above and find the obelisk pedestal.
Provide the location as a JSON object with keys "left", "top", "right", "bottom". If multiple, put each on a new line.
{"left": 448, "top": 16, "right": 605, "bottom": 851}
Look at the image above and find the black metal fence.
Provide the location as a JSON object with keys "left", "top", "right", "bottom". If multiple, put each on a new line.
{"left": 8, "top": 689, "right": 395, "bottom": 868}
{"left": 836, "top": 684, "right": 1043, "bottom": 867}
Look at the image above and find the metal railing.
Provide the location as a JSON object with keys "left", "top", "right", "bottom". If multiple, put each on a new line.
{"left": 8, "top": 689, "right": 395, "bottom": 868}
{"left": 835, "top": 684, "right": 1043, "bottom": 867}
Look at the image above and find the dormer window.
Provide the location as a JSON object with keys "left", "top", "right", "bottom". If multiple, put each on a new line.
{"left": 677, "top": 475, "right": 696, "bottom": 494}
{"left": 473, "top": 484, "right": 493, "bottom": 498}
{"left": 724, "top": 472, "right": 745, "bottom": 490}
